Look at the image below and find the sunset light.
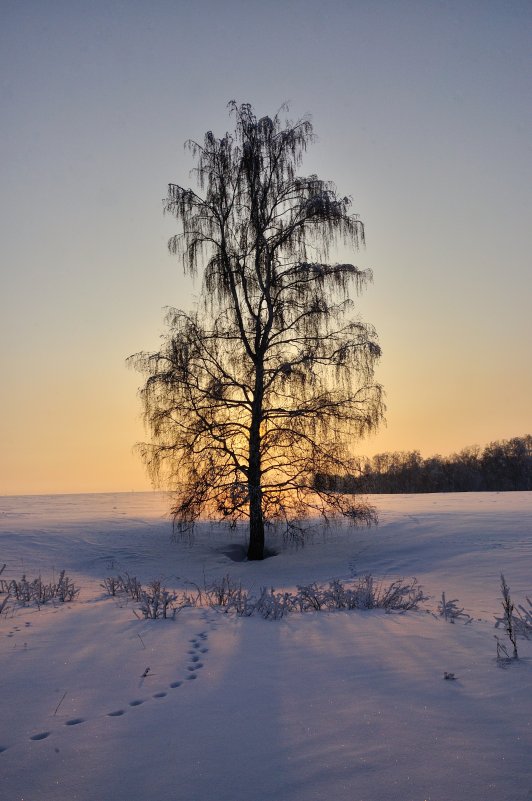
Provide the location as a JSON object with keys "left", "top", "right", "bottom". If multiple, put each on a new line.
{"left": 1, "top": 2, "right": 530, "bottom": 495}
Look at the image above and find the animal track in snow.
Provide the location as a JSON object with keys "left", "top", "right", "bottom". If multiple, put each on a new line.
{"left": 2, "top": 620, "right": 215, "bottom": 754}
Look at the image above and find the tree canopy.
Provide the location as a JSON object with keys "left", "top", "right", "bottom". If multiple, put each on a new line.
{"left": 130, "top": 102, "right": 384, "bottom": 559}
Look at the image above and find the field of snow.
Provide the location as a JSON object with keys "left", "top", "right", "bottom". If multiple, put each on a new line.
{"left": 1, "top": 491, "right": 531, "bottom": 801}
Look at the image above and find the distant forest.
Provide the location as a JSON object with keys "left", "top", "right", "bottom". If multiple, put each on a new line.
{"left": 315, "top": 435, "right": 532, "bottom": 494}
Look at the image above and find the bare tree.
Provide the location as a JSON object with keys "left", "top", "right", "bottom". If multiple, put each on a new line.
{"left": 130, "top": 102, "right": 384, "bottom": 560}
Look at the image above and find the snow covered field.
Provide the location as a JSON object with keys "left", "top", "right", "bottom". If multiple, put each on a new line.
{"left": 1, "top": 492, "right": 531, "bottom": 801}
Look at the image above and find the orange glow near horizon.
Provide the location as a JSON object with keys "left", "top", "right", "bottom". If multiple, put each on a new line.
{"left": 1, "top": 3, "right": 531, "bottom": 496}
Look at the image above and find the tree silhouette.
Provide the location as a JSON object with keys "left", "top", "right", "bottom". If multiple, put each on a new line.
{"left": 130, "top": 102, "right": 383, "bottom": 559}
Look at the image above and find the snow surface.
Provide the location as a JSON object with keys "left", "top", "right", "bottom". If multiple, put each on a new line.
{"left": 0, "top": 492, "right": 531, "bottom": 801}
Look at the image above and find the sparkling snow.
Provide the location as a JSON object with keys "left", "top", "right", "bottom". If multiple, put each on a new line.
{"left": 1, "top": 492, "right": 531, "bottom": 801}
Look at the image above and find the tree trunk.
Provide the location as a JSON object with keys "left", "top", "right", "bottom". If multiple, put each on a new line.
{"left": 247, "top": 364, "right": 265, "bottom": 560}
{"left": 247, "top": 482, "right": 265, "bottom": 560}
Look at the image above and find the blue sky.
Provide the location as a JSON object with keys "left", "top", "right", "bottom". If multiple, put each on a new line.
{"left": 1, "top": 0, "right": 531, "bottom": 493}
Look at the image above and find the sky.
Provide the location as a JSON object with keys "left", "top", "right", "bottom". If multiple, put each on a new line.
{"left": 1, "top": 0, "right": 531, "bottom": 495}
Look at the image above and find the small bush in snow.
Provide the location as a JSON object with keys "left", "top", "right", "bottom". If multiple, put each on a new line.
{"left": 0, "top": 592, "right": 11, "bottom": 617}
{"left": 255, "top": 587, "right": 297, "bottom": 619}
{"left": 102, "top": 573, "right": 201, "bottom": 620}
{"left": 438, "top": 592, "right": 472, "bottom": 623}
{"left": 101, "top": 571, "right": 427, "bottom": 622}
{"left": 54, "top": 571, "right": 79, "bottom": 602}
{"left": 101, "top": 575, "right": 123, "bottom": 597}
{"left": 348, "top": 575, "right": 427, "bottom": 612}
{"left": 138, "top": 580, "right": 178, "bottom": 620}
{"left": 494, "top": 574, "right": 531, "bottom": 660}
{"left": 204, "top": 574, "right": 246, "bottom": 608}
{"left": 295, "top": 582, "right": 324, "bottom": 611}
{"left": 204, "top": 574, "right": 427, "bottom": 620}
{"left": 496, "top": 574, "right": 519, "bottom": 659}
{"left": 514, "top": 596, "right": 532, "bottom": 638}
{"left": 4, "top": 570, "right": 79, "bottom": 608}
{"left": 298, "top": 575, "right": 427, "bottom": 613}
{"left": 121, "top": 573, "right": 144, "bottom": 601}
{"left": 101, "top": 573, "right": 144, "bottom": 602}
{"left": 494, "top": 635, "right": 513, "bottom": 662}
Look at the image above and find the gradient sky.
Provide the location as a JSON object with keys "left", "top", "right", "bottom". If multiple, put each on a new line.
{"left": 1, "top": 0, "right": 531, "bottom": 495}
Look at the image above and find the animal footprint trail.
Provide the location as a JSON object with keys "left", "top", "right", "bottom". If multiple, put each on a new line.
{"left": 3, "top": 617, "right": 216, "bottom": 753}
{"left": 182, "top": 626, "right": 212, "bottom": 680}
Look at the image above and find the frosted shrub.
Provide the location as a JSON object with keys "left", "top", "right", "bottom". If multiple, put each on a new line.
{"left": 55, "top": 571, "right": 79, "bottom": 602}
{"left": 295, "top": 582, "right": 325, "bottom": 611}
{"left": 6, "top": 570, "right": 79, "bottom": 608}
{"left": 204, "top": 574, "right": 246, "bottom": 609}
{"left": 201, "top": 576, "right": 287, "bottom": 617}
{"left": 139, "top": 580, "right": 178, "bottom": 620}
{"left": 494, "top": 574, "right": 531, "bottom": 660}
{"left": 496, "top": 574, "right": 518, "bottom": 659}
{"left": 320, "top": 575, "right": 427, "bottom": 612}
{"left": 8, "top": 575, "right": 32, "bottom": 604}
{"left": 100, "top": 573, "right": 143, "bottom": 602}
{"left": 1, "top": 563, "right": 12, "bottom": 616}
{"left": 254, "top": 588, "right": 296, "bottom": 619}
{"left": 514, "top": 596, "right": 532, "bottom": 638}
{"left": 0, "top": 593, "right": 10, "bottom": 616}
{"left": 100, "top": 571, "right": 427, "bottom": 622}
{"left": 121, "top": 573, "right": 143, "bottom": 601}
{"left": 101, "top": 573, "right": 201, "bottom": 620}
{"left": 101, "top": 575, "right": 123, "bottom": 597}
{"left": 204, "top": 574, "right": 427, "bottom": 620}
{"left": 438, "top": 592, "right": 472, "bottom": 623}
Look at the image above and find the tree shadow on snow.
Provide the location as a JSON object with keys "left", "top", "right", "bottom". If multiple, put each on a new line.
{"left": 216, "top": 544, "right": 278, "bottom": 562}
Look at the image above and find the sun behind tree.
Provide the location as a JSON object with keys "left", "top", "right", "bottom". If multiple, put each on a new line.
{"left": 130, "top": 102, "right": 384, "bottom": 560}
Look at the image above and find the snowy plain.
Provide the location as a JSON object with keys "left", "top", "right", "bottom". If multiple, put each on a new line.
{"left": 0, "top": 491, "right": 531, "bottom": 801}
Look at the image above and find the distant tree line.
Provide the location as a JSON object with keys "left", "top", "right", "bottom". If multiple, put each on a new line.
{"left": 315, "top": 435, "right": 532, "bottom": 494}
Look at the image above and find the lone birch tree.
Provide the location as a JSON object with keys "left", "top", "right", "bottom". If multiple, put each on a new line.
{"left": 130, "top": 102, "right": 384, "bottom": 560}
